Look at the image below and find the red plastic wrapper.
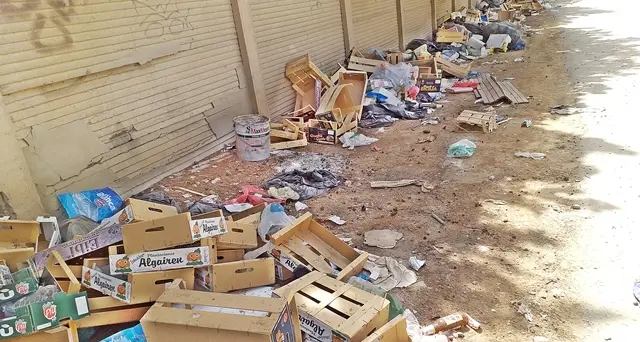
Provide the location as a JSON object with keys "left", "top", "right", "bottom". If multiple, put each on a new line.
{"left": 224, "top": 185, "right": 284, "bottom": 205}
{"left": 452, "top": 80, "right": 480, "bottom": 89}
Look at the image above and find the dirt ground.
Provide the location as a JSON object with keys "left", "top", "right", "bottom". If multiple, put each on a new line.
{"left": 151, "top": 11, "right": 586, "bottom": 342}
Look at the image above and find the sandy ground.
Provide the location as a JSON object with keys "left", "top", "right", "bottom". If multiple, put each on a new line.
{"left": 153, "top": 2, "right": 640, "bottom": 340}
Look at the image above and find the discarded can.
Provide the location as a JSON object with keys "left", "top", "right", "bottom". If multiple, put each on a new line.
{"left": 233, "top": 115, "right": 270, "bottom": 162}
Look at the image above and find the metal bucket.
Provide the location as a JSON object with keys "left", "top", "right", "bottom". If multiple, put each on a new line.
{"left": 234, "top": 115, "right": 270, "bottom": 162}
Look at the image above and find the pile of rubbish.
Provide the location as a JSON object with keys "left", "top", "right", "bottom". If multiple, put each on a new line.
{"left": 0, "top": 186, "right": 482, "bottom": 342}
{"left": 241, "top": 0, "right": 546, "bottom": 158}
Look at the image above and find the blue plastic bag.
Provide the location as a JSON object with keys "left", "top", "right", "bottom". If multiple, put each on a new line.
{"left": 57, "top": 187, "right": 123, "bottom": 223}
{"left": 101, "top": 323, "right": 147, "bottom": 342}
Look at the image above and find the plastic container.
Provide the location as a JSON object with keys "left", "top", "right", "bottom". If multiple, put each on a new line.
{"left": 233, "top": 115, "right": 270, "bottom": 162}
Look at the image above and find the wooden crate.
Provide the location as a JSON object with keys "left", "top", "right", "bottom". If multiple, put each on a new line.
{"left": 434, "top": 53, "right": 471, "bottom": 78}
{"left": 286, "top": 54, "right": 332, "bottom": 89}
{"left": 456, "top": 110, "right": 497, "bottom": 133}
{"left": 274, "top": 271, "right": 389, "bottom": 342}
{"left": 362, "top": 315, "right": 410, "bottom": 342}
{"left": 141, "top": 279, "right": 302, "bottom": 342}
{"left": 385, "top": 52, "right": 403, "bottom": 64}
{"left": 348, "top": 50, "right": 384, "bottom": 73}
{"left": 337, "top": 71, "right": 367, "bottom": 120}
{"left": 269, "top": 213, "right": 368, "bottom": 281}
{"left": 436, "top": 29, "right": 466, "bottom": 43}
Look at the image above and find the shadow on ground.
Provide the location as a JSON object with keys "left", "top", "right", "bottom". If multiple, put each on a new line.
{"left": 142, "top": 2, "right": 638, "bottom": 341}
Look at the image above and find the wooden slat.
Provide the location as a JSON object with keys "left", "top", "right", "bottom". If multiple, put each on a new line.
{"left": 297, "top": 230, "right": 351, "bottom": 269}
{"left": 499, "top": 81, "right": 529, "bottom": 104}
{"left": 285, "top": 236, "right": 335, "bottom": 274}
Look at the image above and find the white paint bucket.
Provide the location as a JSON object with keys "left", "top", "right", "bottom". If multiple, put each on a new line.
{"left": 234, "top": 115, "right": 270, "bottom": 162}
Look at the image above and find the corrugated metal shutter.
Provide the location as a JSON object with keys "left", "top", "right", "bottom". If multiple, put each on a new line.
{"left": 455, "top": 0, "right": 468, "bottom": 10}
{"left": 437, "top": 0, "right": 452, "bottom": 24}
{"left": 2, "top": 0, "right": 251, "bottom": 199}
{"left": 352, "top": 0, "right": 399, "bottom": 50}
{"left": 402, "top": 0, "right": 433, "bottom": 47}
{"left": 250, "top": 0, "right": 346, "bottom": 116}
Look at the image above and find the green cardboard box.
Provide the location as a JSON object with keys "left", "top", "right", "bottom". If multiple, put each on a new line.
{"left": 0, "top": 266, "right": 39, "bottom": 305}
{"left": 0, "top": 291, "right": 90, "bottom": 340}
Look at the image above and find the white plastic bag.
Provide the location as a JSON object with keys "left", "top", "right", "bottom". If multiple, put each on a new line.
{"left": 340, "top": 132, "right": 379, "bottom": 150}
{"left": 257, "top": 203, "right": 294, "bottom": 242}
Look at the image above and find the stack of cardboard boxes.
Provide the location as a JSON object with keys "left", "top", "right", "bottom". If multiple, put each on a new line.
{"left": 1, "top": 197, "right": 412, "bottom": 342}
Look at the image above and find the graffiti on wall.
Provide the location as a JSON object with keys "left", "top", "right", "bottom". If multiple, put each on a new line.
{"left": 0, "top": 0, "right": 75, "bottom": 53}
{"left": 131, "top": 0, "right": 193, "bottom": 38}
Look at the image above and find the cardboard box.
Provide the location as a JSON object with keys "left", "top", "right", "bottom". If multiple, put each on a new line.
{"left": 417, "top": 78, "right": 442, "bottom": 93}
{"left": 275, "top": 262, "right": 294, "bottom": 282}
{"left": 0, "top": 270, "right": 39, "bottom": 305}
{"left": 31, "top": 224, "right": 123, "bottom": 271}
{"left": 362, "top": 315, "right": 410, "bottom": 342}
{"left": 81, "top": 266, "right": 131, "bottom": 303}
{"left": 122, "top": 213, "right": 227, "bottom": 253}
{"left": 0, "top": 291, "right": 90, "bottom": 340}
{"left": 308, "top": 116, "right": 358, "bottom": 145}
{"left": 74, "top": 256, "right": 195, "bottom": 305}
{"left": 269, "top": 213, "right": 368, "bottom": 281}
{"left": 193, "top": 210, "right": 258, "bottom": 250}
{"left": 108, "top": 245, "right": 211, "bottom": 274}
{"left": 274, "top": 271, "right": 389, "bottom": 342}
{"left": 141, "top": 279, "right": 302, "bottom": 342}
{"left": 195, "top": 258, "right": 275, "bottom": 293}
{"left": 214, "top": 249, "right": 245, "bottom": 263}
{"left": 0, "top": 220, "right": 39, "bottom": 272}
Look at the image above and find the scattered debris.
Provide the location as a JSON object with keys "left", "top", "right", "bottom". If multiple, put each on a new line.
{"left": 223, "top": 203, "right": 253, "bottom": 213}
{"left": 421, "top": 183, "right": 436, "bottom": 193}
{"left": 370, "top": 179, "right": 421, "bottom": 188}
{"left": 328, "top": 215, "right": 346, "bottom": 225}
{"left": 267, "top": 186, "right": 300, "bottom": 201}
{"left": 409, "top": 256, "right": 426, "bottom": 271}
{"left": 550, "top": 104, "right": 581, "bottom": 115}
{"left": 448, "top": 139, "right": 477, "bottom": 158}
{"left": 514, "top": 300, "right": 534, "bottom": 323}
{"left": 175, "top": 186, "right": 207, "bottom": 197}
{"left": 515, "top": 152, "right": 546, "bottom": 159}
{"left": 485, "top": 199, "right": 507, "bottom": 205}
{"left": 634, "top": 280, "right": 640, "bottom": 303}
{"left": 364, "top": 254, "right": 417, "bottom": 290}
{"left": 522, "top": 119, "right": 532, "bottom": 127}
{"left": 365, "top": 229, "right": 404, "bottom": 249}
{"left": 264, "top": 169, "right": 340, "bottom": 200}
{"left": 514, "top": 57, "right": 525, "bottom": 62}
{"left": 571, "top": 204, "right": 582, "bottom": 210}
{"left": 340, "top": 132, "right": 379, "bottom": 149}
{"left": 431, "top": 213, "right": 445, "bottom": 225}
{"left": 533, "top": 337, "right": 549, "bottom": 342}
{"left": 294, "top": 201, "right": 308, "bottom": 211}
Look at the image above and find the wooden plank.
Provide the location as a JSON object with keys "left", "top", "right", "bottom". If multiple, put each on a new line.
{"left": 232, "top": 0, "right": 268, "bottom": 115}
{"left": 297, "top": 230, "right": 351, "bottom": 269}
{"left": 396, "top": 0, "right": 405, "bottom": 50}
{"left": 285, "top": 236, "right": 335, "bottom": 274}
{"left": 499, "top": 81, "right": 529, "bottom": 104}
{"left": 348, "top": 56, "right": 382, "bottom": 73}
{"left": 340, "top": 0, "right": 355, "bottom": 56}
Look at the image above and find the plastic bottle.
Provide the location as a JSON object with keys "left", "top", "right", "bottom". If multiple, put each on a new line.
{"left": 421, "top": 312, "right": 481, "bottom": 335}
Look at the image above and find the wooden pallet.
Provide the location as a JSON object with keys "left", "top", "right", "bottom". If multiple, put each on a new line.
{"left": 477, "top": 74, "right": 506, "bottom": 104}
{"left": 270, "top": 213, "right": 368, "bottom": 281}
{"left": 478, "top": 74, "right": 529, "bottom": 104}
{"left": 273, "top": 271, "right": 390, "bottom": 342}
{"left": 499, "top": 81, "right": 529, "bottom": 104}
{"left": 456, "top": 110, "right": 497, "bottom": 133}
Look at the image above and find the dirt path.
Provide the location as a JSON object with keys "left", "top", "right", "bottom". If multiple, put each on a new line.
{"left": 152, "top": 4, "right": 640, "bottom": 341}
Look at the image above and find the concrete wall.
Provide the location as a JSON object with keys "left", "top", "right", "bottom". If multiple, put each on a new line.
{"left": 0, "top": 0, "right": 441, "bottom": 217}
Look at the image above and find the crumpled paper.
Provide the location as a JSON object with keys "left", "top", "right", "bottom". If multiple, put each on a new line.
{"left": 362, "top": 253, "right": 417, "bottom": 291}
